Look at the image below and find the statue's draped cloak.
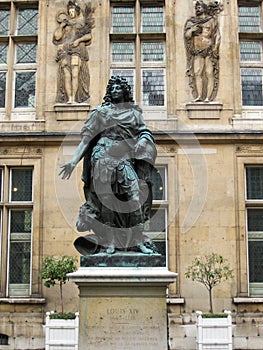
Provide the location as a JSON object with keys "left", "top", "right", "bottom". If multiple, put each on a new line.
{"left": 74, "top": 103, "right": 157, "bottom": 255}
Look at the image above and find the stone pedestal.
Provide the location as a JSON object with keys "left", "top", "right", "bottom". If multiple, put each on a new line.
{"left": 69, "top": 267, "right": 177, "bottom": 350}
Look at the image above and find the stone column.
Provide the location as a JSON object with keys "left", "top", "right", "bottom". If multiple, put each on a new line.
{"left": 69, "top": 267, "right": 177, "bottom": 350}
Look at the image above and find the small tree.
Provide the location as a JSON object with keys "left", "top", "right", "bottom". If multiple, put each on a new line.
{"left": 40, "top": 255, "right": 78, "bottom": 314}
{"left": 185, "top": 253, "right": 233, "bottom": 314}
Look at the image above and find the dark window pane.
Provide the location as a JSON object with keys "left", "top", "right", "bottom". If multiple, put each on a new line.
{"left": 247, "top": 209, "right": 263, "bottom": 232}
{"left": 152, "top": 167, "right": 165, "bottom": 200}
{"left": 10, "top": 210, "right": 32, "bottom": 233}
{"left": 0, "top": 9, "right": 10, "bottom": 35}
{"left": 142, "top": 42, "right": 164, "bottom": 62}
{"left": 111, "top": 42, "right": 134, "bottom": 62}
{"left": 16, "top": 43, "right": 37, "bottom": 63}
{"left": 246, "top": 167, "right": 263, "bottom": 199}
{"left": 0, "top": 72, "right": 6, "bottom": 108}
{"left": 14, "top": 72, "right": 36, "bottom": 108}
{"left": 249, "top": 240, "right": 263, "bottom": 282}
{"left": 144, "top": 208, "right": 166, "bottom": 233}
{"left": 144, "top": 208, "right": 166, "bottom": 256}
{"left": 0, "top": 168, "right": 2, "bottom": 201}
{"left": 0, "top": 334, "right": 8, "bottom": 346}
{"left": 0, "top": 43, "right": 8, "bottom": 64}
{"left": 9, "top": 241, "right": 31, "bottom": 283}
{"left": 112, "top": 7, "right": 134, "bottom": 33}
{"left": 240, "top": 41, "right": 261, "bottom": 62}
{"left": 142, "top": 69, "right": 165, "bottom": 106}
{"left": 241, "top": 68, "right": 263, "bottom": 106}
{"left": 17, "top": 9, "right": 38, "bottom": 35}
{"left": 141, "top": 6, "right": 164, "bottom": 33}
{"left": 11, "top": 168, "right": 33, "bottom": 201}
{"left": 239, "top": 6, "right": 261, "bottom": 33}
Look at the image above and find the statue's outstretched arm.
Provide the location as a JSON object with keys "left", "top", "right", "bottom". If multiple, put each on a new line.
{"left": 59, "top": 139, "right": 89, "bottom": 180}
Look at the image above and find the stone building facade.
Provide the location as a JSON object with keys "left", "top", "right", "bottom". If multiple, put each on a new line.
{"left": 0, "top": 0, "right": 263, "bottom": 349}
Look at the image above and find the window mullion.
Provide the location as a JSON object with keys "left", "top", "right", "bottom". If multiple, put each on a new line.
{"left": 135, "top": 0, "right": 140, "bottom": 103}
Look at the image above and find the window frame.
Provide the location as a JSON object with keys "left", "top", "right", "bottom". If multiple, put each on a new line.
{"left": 245, "top": 165, "right": 263, "bottom": 295}
{"left": 239, "top": 1, "right": 263, "bottom": 106}
{"left": 109, "top": 1, "right": 167, "bottom": 113}
{"left": 0, "top": 1, "right": 38, "bottom": 120}
{"left": 0, "top": 157, "right": 41, "bottom": 299}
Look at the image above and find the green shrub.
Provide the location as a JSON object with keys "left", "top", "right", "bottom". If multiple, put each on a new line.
{"left": 40, "top": 255, "right": 78, "bottom": 313}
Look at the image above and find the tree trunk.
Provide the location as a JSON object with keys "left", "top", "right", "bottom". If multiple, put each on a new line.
{"left": 209, "top": 288, "right": 213, "bottom": 313}
{"left": 60, "top": 282, "right": 64, "bottom": 314}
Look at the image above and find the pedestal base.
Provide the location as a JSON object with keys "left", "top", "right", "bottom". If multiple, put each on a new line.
{"left": 69, "top": 268, "right": 177, "bottom": 350}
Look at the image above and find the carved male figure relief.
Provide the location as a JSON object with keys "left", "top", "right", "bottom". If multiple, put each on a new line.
{"left": 184, "top": 1, "right": 223, "bottom": 102}
{"left": 53, "top": 1, "right": 94, "bottom": 104}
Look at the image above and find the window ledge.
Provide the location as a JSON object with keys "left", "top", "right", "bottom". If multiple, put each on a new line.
{"left": 234, "top": 297, "right": 263, "bottom": 304}
{"left": 0, "top": 298, "right": 46, "bottom": 304}
{"left": 167, "top": 298, "right": 185, "bottom": 304}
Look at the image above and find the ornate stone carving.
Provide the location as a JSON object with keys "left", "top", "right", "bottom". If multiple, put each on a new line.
{"left": 236, "top": 145, "right": 263, "bottom": 153}
{"left": 53, "top": 1, "right": 94, "bottom": 104}
{"left": 184, "top": 1, "right": 223, "bottom": 102}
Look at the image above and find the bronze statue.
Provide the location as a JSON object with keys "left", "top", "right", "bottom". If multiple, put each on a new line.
{"left": 53, "top": 0, "right": 94, "bottom": 104}
{"left": 184, "top": 0, "right": 223, "bottom": 102}
{"left": 60, "top": 76, "right": 158, "bottom": 255}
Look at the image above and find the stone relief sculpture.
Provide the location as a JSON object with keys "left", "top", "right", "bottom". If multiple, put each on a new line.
{"left": 184, "top": 0, "right": 223, "bottom": 102}
{"left": 53, "top": 0, "right": 94, "bottom": 104}
{"left": 60, "top": 76, "right": 159, "bottom": 256}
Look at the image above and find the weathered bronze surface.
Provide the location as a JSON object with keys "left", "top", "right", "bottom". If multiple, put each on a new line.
{"left": 60, "top": 76, "right": 160, "bottom": 258}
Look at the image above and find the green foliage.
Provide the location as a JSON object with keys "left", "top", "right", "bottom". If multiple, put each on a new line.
{"left": 40, "top": 255, "right": 78, "bottom": 313}
{"left": 49, "top": 312, "right": 76, "bottom": 320}
{"left": 185, "top": 253, "right": 233, "bottom": 290}
{"left": 185, "top": 253, "right": 234, "bottom": 313}
{"left": 40, "top": 255, "right": 77, "bottom": 288}
{"left": 201, "top": 313, "right": 228, "bottom": 318}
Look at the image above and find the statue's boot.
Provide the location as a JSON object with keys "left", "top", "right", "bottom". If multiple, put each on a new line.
{"left": 137, "top": 243, "right": 154, "bottom": 254}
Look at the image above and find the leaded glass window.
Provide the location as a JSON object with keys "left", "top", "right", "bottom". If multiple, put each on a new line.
{"left": 240, "top": 41, "right": 262, "bottom": 62}
{"left": 247, "top": 209, "right": 263, "bottom": 283}
{"left": 238, "top": 6, "right": 261, "bottom": 33}
{"left": 0, "top": 43, "right": 8, "bottom": 64}
{"left": 141, "top": 42, "right": 164, "bottom": 62}
{"left": 17, "top": 8, "right": 38, "bottom": 35}
{"left": 110, "top": 1, "right": 166, "bottom": 109}
{"left": 0, "top": 73, "right": 6, "bottom": 108}
{"left": 10, "top": 168, "right": 33, "bottom": 202}
{"left": 241, "top": 68, "right": 263, "bottom": 106}
{"left": 112, "top": 69, "right": 135, "bottom": 97}
{"left": 0, "top": 3, "right": 38, "bottom": 113}
{"left": 1, "top": 166, "right": 34, "bottom": 297}
{"left": 144, "top": 208, "right": 167, "bottom": 257}
{"left": 111, "top": 42, "right": 135, "bottom": 63}
{"left": 14, "top": 72, "right": 36, "bottom": 108}
{"left": 142, "top": 69, "right": 165, "bottom": 106}
{"left": 9, "top": 209, "right": 32, "bottom": 295}
{"left": 246, "top": 167, "right": 263, "bottom": 200}
{"left": 141, "top": 6, "right": 164, "bottom": 33}
{"left": 246, "top": 166, "right": 263, "bottom": 293}
{"left": 16, "top": 43, "right": 37, "bottom": 64}
{"left": 152, "top": 166, "right": 166, "bottom": 200}
{"left": 0, "top": 9, "right": 10, "bottom": 35}
{"left": 111, "top": 7, "right": 134, "bottom": 33}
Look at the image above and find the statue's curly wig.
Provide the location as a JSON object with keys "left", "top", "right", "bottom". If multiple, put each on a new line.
{"left": 68, "top": 1, "right": 81, "bottom": 16}
{"left": 195, "top": 1, "right": 208, "bottom": 11}
{"left": 103, "top": 76, "right": 134, "bottom": 104}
